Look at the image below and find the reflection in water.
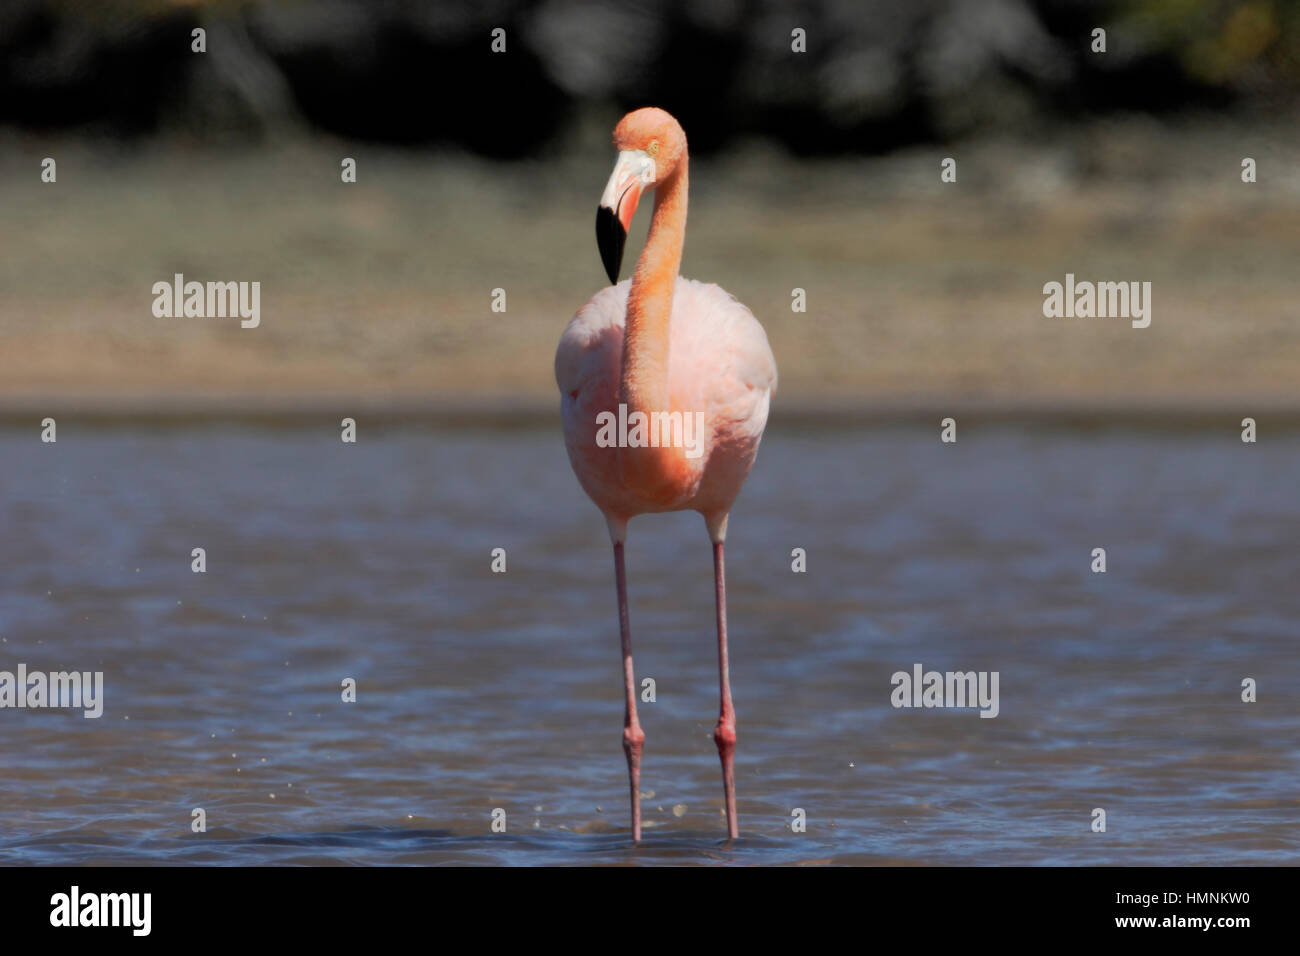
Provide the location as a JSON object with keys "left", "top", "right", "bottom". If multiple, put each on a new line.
{"left": 0, "top": 425, "right": 1296, "bottom": 865}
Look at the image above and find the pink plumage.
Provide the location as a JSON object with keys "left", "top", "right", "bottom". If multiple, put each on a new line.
{"left": 556, "top": 276, "right": 777, "bottom": 543}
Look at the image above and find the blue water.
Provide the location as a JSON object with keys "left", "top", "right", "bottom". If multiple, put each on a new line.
{"left": 0, "top": 423, "right": 1296, "bottom": 864}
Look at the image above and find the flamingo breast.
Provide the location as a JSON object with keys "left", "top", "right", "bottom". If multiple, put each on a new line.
{"left": 555, "top": 277, "right": 777, "bottom": 523}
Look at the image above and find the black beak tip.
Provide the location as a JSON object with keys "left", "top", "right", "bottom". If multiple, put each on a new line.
{"left": 596, "top": 206, "right": 626, "bottom": 285}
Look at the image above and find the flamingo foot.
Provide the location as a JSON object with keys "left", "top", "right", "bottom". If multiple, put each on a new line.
{"left": 623, "top": 721, "right": 646, "bottom": 841}
{"left": 713, "top": 718, "right": 738, "bottom": 839}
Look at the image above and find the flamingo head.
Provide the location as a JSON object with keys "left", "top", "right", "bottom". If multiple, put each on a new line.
{"left": 596, "top": 107, "right": 686, "bottom": 284}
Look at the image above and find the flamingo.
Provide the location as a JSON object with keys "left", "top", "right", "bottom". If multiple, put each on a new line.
{"left": 554, "top": 107, "right": 777, "bottom": 840}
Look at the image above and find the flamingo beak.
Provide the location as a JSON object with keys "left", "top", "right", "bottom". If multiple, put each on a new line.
{"left": 596, "top": 150, "right": 653, "bottom": 284}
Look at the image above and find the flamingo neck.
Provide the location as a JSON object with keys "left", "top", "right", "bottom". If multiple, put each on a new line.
{"left": 621, "top": 159, "right": 687, "bottom": 416}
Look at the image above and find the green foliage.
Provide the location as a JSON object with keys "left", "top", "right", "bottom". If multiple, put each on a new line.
{"left": 1121, "top": 0, "right": 1300, "bottom": 87}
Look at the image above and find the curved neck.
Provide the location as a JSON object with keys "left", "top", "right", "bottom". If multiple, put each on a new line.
{"left": 620, "top": 158, "right": 687, "bottom": 414}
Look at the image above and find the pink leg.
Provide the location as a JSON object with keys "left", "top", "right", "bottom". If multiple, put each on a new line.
{"left": 712, "top": 540, "right": 739, "bottom": 839}
{"left": 613, "top": 541, "right": 645, "bottom": 841}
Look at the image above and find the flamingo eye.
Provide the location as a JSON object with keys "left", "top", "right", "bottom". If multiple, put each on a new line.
{"left": 648, "top": 140, "right": 659, "bottom": 156}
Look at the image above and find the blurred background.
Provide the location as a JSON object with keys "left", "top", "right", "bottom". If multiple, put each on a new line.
{"left": 2, "top": 0, "right": 1298, "bottom": 417}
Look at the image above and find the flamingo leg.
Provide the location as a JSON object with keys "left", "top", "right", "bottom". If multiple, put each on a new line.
{"left": 613, "top": 541, "right": 645, "bottom": 841}
{"left": 711, "top": 540, "right": 739, "bottom": 839}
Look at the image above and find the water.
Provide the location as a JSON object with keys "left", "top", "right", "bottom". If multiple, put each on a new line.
{"left": 1, "top": 423, "right": 1296, "bottom": 865}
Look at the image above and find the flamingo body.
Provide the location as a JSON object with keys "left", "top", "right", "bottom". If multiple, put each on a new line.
{"left": 556, "top": 276, "right": 776, "bottom": 537}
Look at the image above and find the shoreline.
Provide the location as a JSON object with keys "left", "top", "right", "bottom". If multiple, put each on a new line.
{"left": 3, "top": 393, "right": 1295, "bottom": 431}
{"left": 5, "top": 127, "right": 1298, "bottom": 426}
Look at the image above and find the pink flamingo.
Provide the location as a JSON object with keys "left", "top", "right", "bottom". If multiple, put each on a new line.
{"left": 555, "top": 108, "right": 777, "bottom": 840}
